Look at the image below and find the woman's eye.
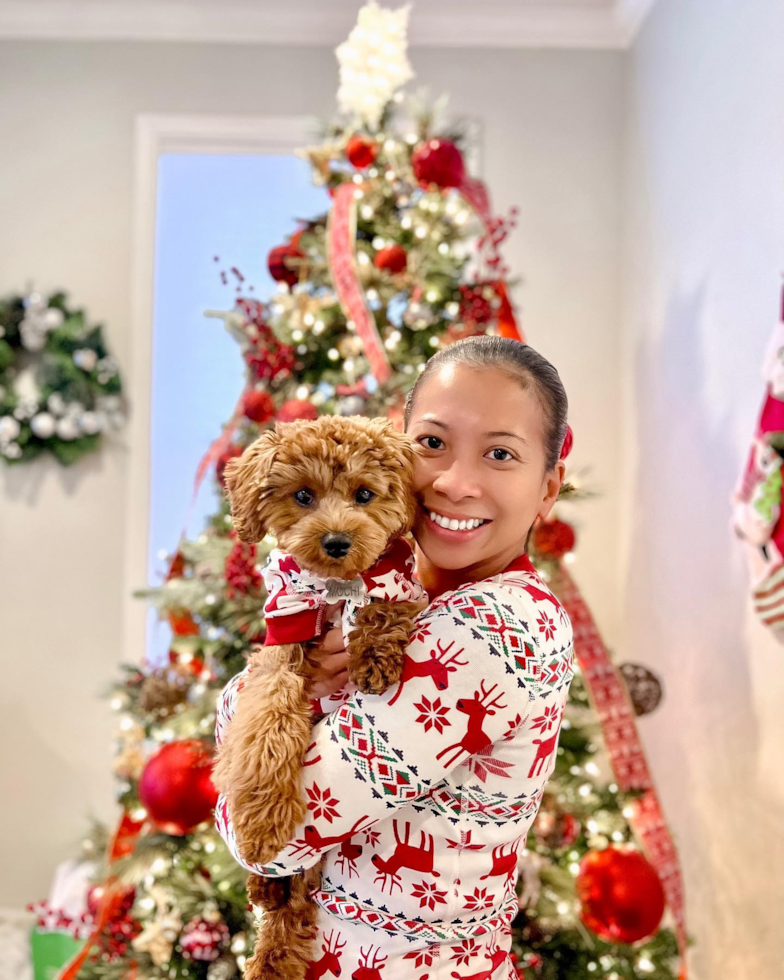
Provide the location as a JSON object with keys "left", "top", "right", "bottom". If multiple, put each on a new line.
{"left": 355, "top": 487, "right": 375, "bottom": 505}
{"left": 294, "top": 488, "right": 316, "bottom": 506}
{"left": 418, "top": 435, "right": 444, "bottom": 450}
{"left": 488, "top": 448, "right": 514, "bottom": 462}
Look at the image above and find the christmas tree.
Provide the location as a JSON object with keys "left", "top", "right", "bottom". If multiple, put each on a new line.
{"left": 45, "top": 4, "right": 688, "bottom": 979}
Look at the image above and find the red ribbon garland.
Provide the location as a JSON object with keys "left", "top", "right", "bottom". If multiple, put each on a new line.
{"left": 328, "top": 182, "right": 393, "bottom": 385}
{"left": 550, "top": 563, "right": 689, "bottom": 977}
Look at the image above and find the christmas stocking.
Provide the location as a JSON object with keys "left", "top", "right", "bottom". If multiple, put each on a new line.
{"left": 733, "top": 287, "right": 784, "bottom": 639}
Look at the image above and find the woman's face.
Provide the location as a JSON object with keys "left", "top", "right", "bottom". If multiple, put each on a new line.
{"left": 408, "top": 363, "right": 564, "bottom": 574}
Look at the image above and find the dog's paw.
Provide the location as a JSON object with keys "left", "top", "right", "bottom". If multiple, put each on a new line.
{"left": 348, "top": 649, "right": 404, "bottom": 695}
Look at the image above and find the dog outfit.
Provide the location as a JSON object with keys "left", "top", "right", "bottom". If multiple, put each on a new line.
{"left": 215, "top": 553, "right": 574, "bottom": 980}
{"left": 261, "top": 536, "right": 426, "bottom": 646}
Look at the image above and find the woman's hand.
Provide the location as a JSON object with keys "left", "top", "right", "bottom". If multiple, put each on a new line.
{"left": 307, "top": 627, "right": 351, "bottom": 700}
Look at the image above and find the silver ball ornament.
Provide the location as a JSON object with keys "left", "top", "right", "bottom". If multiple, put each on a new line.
{"left": 31, "top": 412, "right": 56, "bottom": 439}
{"left": 56, "top": 416, "right": 80, "bottom": 441}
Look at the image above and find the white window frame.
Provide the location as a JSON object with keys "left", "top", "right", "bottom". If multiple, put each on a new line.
{"left": 123, "top": 114, "right": 317, "bottom": 665}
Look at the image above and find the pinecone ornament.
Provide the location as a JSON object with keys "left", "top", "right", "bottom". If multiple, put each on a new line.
{"left": 138, "top": 663, "right": 193, "bottom": 717}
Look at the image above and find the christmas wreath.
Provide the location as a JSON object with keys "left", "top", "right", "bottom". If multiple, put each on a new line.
{"left": 0, "top": 290, "right": 125, "bottom": 465}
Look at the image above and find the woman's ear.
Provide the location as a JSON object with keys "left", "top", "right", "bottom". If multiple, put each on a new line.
{"left": 223, "top": 428, "right": 279, "bottom": 543}
{"left": 537, "top": 459, "right": 566, "bottom": 523}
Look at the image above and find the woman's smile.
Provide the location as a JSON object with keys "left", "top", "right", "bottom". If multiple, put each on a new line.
{"left": 421, "top": 504, "right": 492, "bottom": 537}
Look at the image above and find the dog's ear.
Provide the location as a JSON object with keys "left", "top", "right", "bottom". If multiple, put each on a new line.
{"left": 223, "top": 428, "right": 279, "bottom": 543}
{"left": 364, "top": 418, "right": 417, "bottom": 470}
{"left": 364, "top": 418, "right": 418, "bottom": 533}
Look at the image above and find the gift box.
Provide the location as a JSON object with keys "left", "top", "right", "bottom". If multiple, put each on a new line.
{"left": 28, "top": 859, "right": 95, "bottom": 980}
{"left": 29, "top": 928, "right": 84, "bottom": 980}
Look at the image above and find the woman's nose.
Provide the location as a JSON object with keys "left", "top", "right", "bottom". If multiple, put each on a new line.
{"left": 431, "top": 460, "right": 482, "bottom": 500}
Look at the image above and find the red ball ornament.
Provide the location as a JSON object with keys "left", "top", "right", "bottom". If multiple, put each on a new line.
{"left": 532, "top": 519, "right": 576, "bottom": 560}
{"left": 180, "top": 915, "right": 230, "bottom": 962}
{"left": 346, "top": 135, "right": 378, "bottom": 169}
{"left": 268, "top": 235, "right": 304, "bottom": 288}
{"left": 276, "top": 399, "right": 319, "bottom": 423}
{"left": 86, "top": 884, "right": 135, "bottom": 918}
{"left": 374, "top": 244, "right": 408, "bottom": 274}
{"left": 242, "top": 389, "right": 276, "bottom": 424}
{"left": 412, "top": 138, "right": 466, "bottom": 189}
{"left": 577, "top": 847, "right": 666, "bottom": 945}
{"left": 138, "top": 740, "right": 218, "bottom": 836}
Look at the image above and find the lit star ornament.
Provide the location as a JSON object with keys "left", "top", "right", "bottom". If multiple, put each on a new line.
{"left": 335, "top": 1, "right": 414, "bottom": 130}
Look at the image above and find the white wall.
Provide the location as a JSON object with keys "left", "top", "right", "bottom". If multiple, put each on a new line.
{"left": 621, "top": 1, "right": 784, "bottom": 976}
{"left": 0, "top": 42, "right": 623, "bottom": 906}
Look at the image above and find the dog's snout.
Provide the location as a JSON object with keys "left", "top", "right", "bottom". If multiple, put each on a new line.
{"left": 321, "top": 532, "right": 352, "bottom": 558}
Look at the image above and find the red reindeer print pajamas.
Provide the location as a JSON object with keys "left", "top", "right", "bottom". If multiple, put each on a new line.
{"left": 215, "top": 553, "right": 574, "bottom": 980}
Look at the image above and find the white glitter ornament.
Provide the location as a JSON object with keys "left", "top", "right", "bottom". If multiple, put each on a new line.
{"left": 19, "top": 292, "right": 64, "bottom": 351}
{"left": 47, "top": 392, "right": 66, "bottom": 416}
{"left": 73, "top": 348, "right": 98, "bottom": 372}
{"left": 0, "top": 415, "right": 21, "bottom": 443}
{"left": 80, "top": 411, "right": 101, "bottom": 435}
{"left": 31, "top": 412, "right": 56, "bottom": 439}
{"left": 56, "top": 416, "right": 80, "bottom": 441}
{"left": 336, "top": 1, "right": 414, "bottom": 130}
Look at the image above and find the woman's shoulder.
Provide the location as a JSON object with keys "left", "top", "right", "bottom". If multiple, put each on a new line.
{"left": 425, "top": 561, "right": 569, "bottom": 626}
{"left": 419, "top": 562, "right": 571, "bottom": 648}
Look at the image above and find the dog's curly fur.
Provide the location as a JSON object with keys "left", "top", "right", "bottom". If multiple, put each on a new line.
{"left": 213, "top": 415, "right": 422, "bottom": 980}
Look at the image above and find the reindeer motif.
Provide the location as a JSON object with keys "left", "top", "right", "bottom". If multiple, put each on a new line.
{"left": 387, "top": 638, "right": 468, "bottom": 705}
{"left": 478, "top": 841, "right": 521, "bottom": 882}
{"left": 304, "top": 737, "right": 321, "bottom": 766}
{"left": 352, "top": 945, "right": 388, "bottom": 980}
{"left": 519, "top": 580, "right": 562, "bottom": 612}
{"left": 335, "top": 836, "right": 363, "bottom": 878}
{"left": 450, "top": 945, "right": 509, "bottom": 980}
{"left": 370, "top": 820, "right": 440, "bottom": 894}
{"left": 306, "top": 930, "right": 347, "bottom": 980}
{"left": 289, "top": 816, "right": 375, "bottom": 859}
{"left": 528, "top": 723, "right": 561, "bottom": 778}
{"left": 435, "top": 681, "right": 507, "bottom": 768}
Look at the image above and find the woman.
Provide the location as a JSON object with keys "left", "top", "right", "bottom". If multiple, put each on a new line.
{"left": 216, "top": 337, "right": 574, "bottom": 980}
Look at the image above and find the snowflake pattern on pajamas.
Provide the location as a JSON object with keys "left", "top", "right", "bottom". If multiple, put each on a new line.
{"left": 215, "top": 553, "right": 574, "bottom": 978}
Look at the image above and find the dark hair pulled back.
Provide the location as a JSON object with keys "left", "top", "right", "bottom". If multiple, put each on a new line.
{"left": 403, "top": 336, "right": 569, "bottom": 472}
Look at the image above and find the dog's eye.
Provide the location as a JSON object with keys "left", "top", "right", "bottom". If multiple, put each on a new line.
{"left": 294, "top": 488, "right": 316, "bottom": 507}
{"left": 355, "top": 487, "right": 375, "bottom": 505}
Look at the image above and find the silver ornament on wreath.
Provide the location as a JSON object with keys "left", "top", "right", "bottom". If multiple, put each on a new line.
{"left": 0, "top": 288, "right": 126, "bottom": 464}
{"left": 619, "top": 662, "right": 663, "bottom": 716}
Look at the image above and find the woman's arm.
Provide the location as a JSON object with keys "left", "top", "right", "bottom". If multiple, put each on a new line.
{"left": 214, "top": 581, "right": 572, "bottom": 877}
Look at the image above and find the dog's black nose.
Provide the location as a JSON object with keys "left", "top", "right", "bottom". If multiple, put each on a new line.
{"left": 321, "top": 533, "right": 352, "bottom": 558}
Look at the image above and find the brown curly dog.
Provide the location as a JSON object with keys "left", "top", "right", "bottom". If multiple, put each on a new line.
{"left": 213, "top": 415, "right": 423, "bottom": 980}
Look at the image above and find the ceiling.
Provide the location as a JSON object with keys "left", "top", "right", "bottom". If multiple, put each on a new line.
{"left": 0, "top": 0, "right": 658, "bottom": 48}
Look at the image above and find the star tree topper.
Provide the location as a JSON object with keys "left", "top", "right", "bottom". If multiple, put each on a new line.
{"left": 335, "top": 1, "right": 415, "bottom": 130}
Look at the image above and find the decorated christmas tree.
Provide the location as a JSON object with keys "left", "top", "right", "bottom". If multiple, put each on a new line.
{"left": 41, "top": 4, "right": 688, "bottom": 979}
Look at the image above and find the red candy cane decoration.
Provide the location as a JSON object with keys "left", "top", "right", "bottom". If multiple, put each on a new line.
{"left": 551, "top": 564, "right": 689, "bottom": 977}
{"left": 328, "top": 182, "right": 392, "bottom": 385}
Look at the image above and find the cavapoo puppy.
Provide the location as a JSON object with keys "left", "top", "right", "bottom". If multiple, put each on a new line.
{"left": 213, "top": 414, "right": 426, "bottom": 980}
